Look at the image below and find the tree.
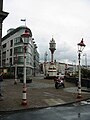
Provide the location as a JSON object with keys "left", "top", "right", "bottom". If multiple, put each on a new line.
{"left": 81, "top": 68, "right": 90, "bottom": 79}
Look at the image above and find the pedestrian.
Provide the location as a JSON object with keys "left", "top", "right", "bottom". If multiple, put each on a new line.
{"left": 0, "top": 72, "right": 3, "bottom": 98}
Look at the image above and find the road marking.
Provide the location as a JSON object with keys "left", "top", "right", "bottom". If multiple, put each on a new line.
{"left": 44, "top": 98, "right": 65, "bottom": 106}
{"left": 44, "top": 92, "right": 55, "bottom": 96}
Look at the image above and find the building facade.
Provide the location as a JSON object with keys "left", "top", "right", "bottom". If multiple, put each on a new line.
{"left": 1, "top": 26, "right": 39, "bottom": 77}
{"left": 33, "top": 44, "right": 40, "bottom": 76}
{"left": 0, "top": 0, "right": 8, "bottom": 67}
{"left": 43, "top": 61, "right": 78, "bottom": 77}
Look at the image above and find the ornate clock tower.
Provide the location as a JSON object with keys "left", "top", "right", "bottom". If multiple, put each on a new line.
{"left": 47, "top": 37, "right": 57, "bottom": 78}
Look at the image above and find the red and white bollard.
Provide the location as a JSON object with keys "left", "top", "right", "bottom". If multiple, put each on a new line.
{"left": 22, "top": 83, "right": 27, "bottom": 105}
{"left": 77, "top": 86, "right": 82, "bottom": 99}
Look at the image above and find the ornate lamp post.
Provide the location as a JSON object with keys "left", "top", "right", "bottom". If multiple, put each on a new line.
{"left": 21, "top": 30, "right": 30, "bottom": 105}
{"left": 77, "top": 38, "right": 86, "bottom": 99}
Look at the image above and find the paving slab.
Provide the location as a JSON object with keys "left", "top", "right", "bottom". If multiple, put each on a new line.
{"left": 0, "top": 76, "right": 90, "bottom": 112}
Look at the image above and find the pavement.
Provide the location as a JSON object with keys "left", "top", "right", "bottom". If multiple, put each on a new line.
{"left": 0, "top": 75, "right": 90, "bottom": 113}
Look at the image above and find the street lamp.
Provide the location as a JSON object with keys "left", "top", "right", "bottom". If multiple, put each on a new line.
{"left": 21, "top": 29, "right": 30, "bottom": 105}
{"left": 77, "top": 38, "right": 86, "bottom": 99}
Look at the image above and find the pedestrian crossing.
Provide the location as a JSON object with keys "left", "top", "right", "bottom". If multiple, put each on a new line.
{"left": 44, "top": 98, "right": 65, "bottom": 106}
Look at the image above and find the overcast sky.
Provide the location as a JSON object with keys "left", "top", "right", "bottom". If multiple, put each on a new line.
{"left": 3, "top": 0, "right": 90, "bottom": 65}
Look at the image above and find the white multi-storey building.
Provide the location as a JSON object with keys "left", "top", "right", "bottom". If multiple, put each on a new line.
{"left": 1, "top": 26, "right": 39, "bottom": 77}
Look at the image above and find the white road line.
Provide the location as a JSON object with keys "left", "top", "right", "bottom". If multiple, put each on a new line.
{"left": 44, "top": 98, "right": 65, "bottom": 106}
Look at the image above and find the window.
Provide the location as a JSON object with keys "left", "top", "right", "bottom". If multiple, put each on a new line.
{"left": 2, "top": 60, "right": 6, "bottom": 66}
{"left": 26, "top": 54, "right": 31, "bottom": 65}
{"left": 10, "top": 58, "right": 12, "bottom": 65}
{"left": 2, "top": 51, "right": 6, "bottom": 58}
{"left": 14, "top": 56, "right": 24, "bottom": 65}
{"left": 14, "top": 37, "right": 22, "bottom": 45}
{"left": 14, "top": 46, "right": 23, "bottom": 54}
{"left": 10, "top": 40, "right": 13, "bottom": 47}
{"left": 24, "top": 37, "right": 29, "bottom": 44}
{"left": 3, "top": 43, "right": 6, "bottom": 48}
{"left": 18, "top": 56, "right": 24, "bottom": 64}
{"left": 10, "top": 49, "right": 12, "bottom": 56}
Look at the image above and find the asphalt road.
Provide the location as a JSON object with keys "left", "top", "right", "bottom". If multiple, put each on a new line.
{"left": 1, "top": 103, "right": 90, "bottom": 120}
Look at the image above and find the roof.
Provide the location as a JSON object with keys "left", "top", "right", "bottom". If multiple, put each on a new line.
{"left": 2, "top": 26, "right": 32, "bottom": 42}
